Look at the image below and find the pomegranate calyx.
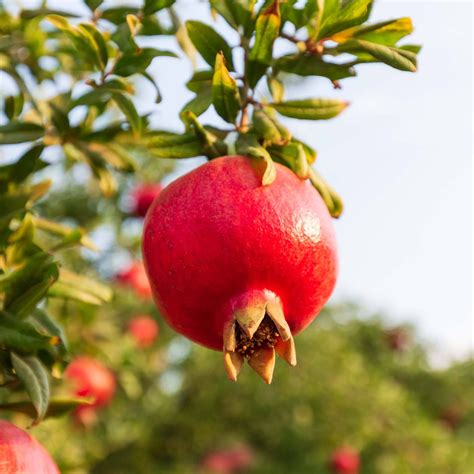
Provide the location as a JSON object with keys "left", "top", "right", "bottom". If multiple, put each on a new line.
{"left": 222, "top": 291, "right": 296, "bottom": 383}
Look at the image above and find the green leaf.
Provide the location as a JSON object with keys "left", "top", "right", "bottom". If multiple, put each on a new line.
{"left": 20, "top": 8, "right": 79, "bottom": 19}
{"left": 235, "top": 134, "right": 276, "bottom": 186}
{"left": 180, "top": 112, "right": 227, "bottom": 158}
{"left": 333, "top": 17, "right": 413, "bottom": 46}
{"left": 274, "top": 55, "right": 356, "bottom": 81}
{"left": 344, "top": 39, "right": 417, "bottom": 72}
{"left": 4, "top": 94, "right": 24, "bottom": 120}
{"left": 113, "top": 48, "right": 177, "bottom": 77}
{"left": 79, "top": 23, "right": 109, "bottom": 70}
{"left": 46, "top": 15, "right": 104, "bottom": 71}
{"left": 267, "top": 76, "right": 285, "bottom": 102}
{"left": 271, "top": 98, "right": 349, "bottom": 120}
{"left": 0, "top": 145, "right": 46, "bottom": 185}
{"left": 308, "top": 168, "right": 344, "bottom": 218}
{"left": 249, "top": 0, "right": 280, "bottom": 65}
{"left": 11, "top": 353, "right": 50, "bottom": 425}
{"left": 32, "top": 216, "right": 97, "bottom": 251}
{"left": 252, "top": 107, "right": 291, "bottom": 146}
{"left": 268, "top": 141, "right": 309, "bottom": 179}
{"left": 0, "top": 312, "right": 52, "bottom": 352}
{"left": 210, "top": 0, "right": 254, "bottom": 35}
{"left": 112, "top": 93, "right": 141, "bottom": 135}
{"left": 48, "top": 269, "right": 112, "bottom": 305}
{"left": 1, "top": 253, "right": 59, "bottom": 318}
{"left": 186, "top": 70, "right": 213, "bottom": 93}
{"left": 182, "top": 89, "right": 213, "bottom": 117}
{"left": 0, "top": 398, "right": 90, "bottom": 420}
{"left": 144, "top": 0, "right": 175, "bottom": 15}
{"left": 84, "top": 0, "right": 104, "bottom": 11}
{"left": 72, "top": 78, "right": 133, "bottom": 107}
{"left": 212, "top": 53, "right": 241, "bottom": 123}
{"left": 185, "top": 20, "right": 234, "bottom": 70}
{"left": 101, "top": 7, "right": 140, "bottom": 25}
{"left": 29, "top": 309, "right": 68, "bottom": 356}
{"left": 144, "top": 132, "right": 203, "bottom": 158}
{"left": 0, "top": 122, "right": 44, "bottom": 144}
{"left": 318, "top": 0, "right": 374, "bottom": 40}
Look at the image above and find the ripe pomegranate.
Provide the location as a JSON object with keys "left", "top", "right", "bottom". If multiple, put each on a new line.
{"left": 115, "top": 261, "right": 152, "bottom": 299}
{"left": 65, "top": 356, "right": 116, "bottom": 421}
{"left": 143, "top": 156, "right": 338, "bottom": 383}
{"left": 201, "top": 445, "right": 254, "bottom": 474}
{"left": 130, "top": 183, "right": 163, "bottom": 217}
{"left": 127, "top": 314, "right": 159, "bottom": 348}
{"left": 0, "top": 420, "right": 59, "bottom": 473}
{"left": 330, "top": 447, "right": 360, "bottom": 474}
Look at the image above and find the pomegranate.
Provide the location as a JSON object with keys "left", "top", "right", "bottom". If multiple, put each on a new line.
{"left": 201, "top": 445, "right": 254, "bottom": 474}
{"left": 127, "top": 315, "right": 159, "bottom": 348}
{"left": 0, "top": 419, "right": 60, "bottom": 473}
{"left": 65, "top": 357, "right": 116, "bottom": 418}
{"left": 130, "top": 183, "right": 163, "bottom": 217}
{"left": 116, "top": 261, "right": 152, "bottom": 299}
{"left": 143, "top": 156, "right": 337, "bottom": 383}
{"left": 330, "top": 447, "right": 360, "bottom": 474}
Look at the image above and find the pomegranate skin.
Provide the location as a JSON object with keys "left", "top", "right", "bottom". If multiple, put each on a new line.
{"left": 65, "top": 357, "right": 116, "bottom": 409}
{"left": 0, "top": 420, "right": 60, "bottom": 474}
{"left": 143, "top": 156, "right": 337, "bottom": 350}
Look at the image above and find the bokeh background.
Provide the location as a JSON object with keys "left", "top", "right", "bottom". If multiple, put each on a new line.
{"left": 0, "top": 1, "right": 473, "bottom": 473}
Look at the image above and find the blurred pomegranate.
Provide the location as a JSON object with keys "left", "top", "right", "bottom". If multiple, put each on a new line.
{"left": 330, "top": 446, "right": 360, "bottom": 474}
{"left": 130, "top": 183, "right": 163, "bottom": 217}
{"left": 65, "top": 356, "right": 116, "bottom": 425}
{"left": 116, "top": 261, "right": 152, "bottom": 299}
{"left": 0, "top": 419, "right": 60, "bottom": 473}
{"left": 201, "top": 445, "right": 254, "bottom": 474}
{"left": 385, "top": 327, "right": 410, "bottom": 352}
{"left": 128, "top": 314, "right": 159, "bottom": 348}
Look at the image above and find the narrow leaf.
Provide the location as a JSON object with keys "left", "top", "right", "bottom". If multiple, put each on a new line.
{"left": 212, "top": 52, "right": 241, "bottom": 123}
{"left": 186, "top": 20, "right": 234, "bottom": 70}
{"left": 0, "top": 122, "right": 44, "bottom": 144}
{"left": 249, "top": 0, "right": 281, "bottom": 65}
{"left": 11, "top": 353, "right": 50, "bottom": 424}
{"left": 271, "top": 98, "right": 349, "bottom": 120}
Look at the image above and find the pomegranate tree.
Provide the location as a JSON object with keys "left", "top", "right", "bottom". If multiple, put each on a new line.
{"left": 0, "top": 420, "right": 59, "bottom": 474}
{"left": 143, "top": 156, "right": 337, "bottom": 383}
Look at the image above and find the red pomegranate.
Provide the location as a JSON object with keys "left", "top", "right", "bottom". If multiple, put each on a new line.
{"left": 65, "top": 357, "right": 116, "bottom": 417}
{"left": 0, "top": 419, "right": 60, "bottom": 473}
{"left": 127, "top": 315, "right": 159, "bottom": 348}
{"left": 142, "top": 156, "right": 338, "bottom": 383}
{"left": 116, "top": 261, "right": 152, "bottom": 299}
{"left": 330, "top": 447, "right": 360, "bottom": 474}
{"left": 130, "top": 183, "right": 163, "bottom": 217}
{"left": 201, "top": 446, "right": 254, "bottom": 474}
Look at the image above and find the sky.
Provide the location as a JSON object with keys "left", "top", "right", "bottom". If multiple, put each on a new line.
{"left": 2, "top": 0, "right": 473, "bottom": 364}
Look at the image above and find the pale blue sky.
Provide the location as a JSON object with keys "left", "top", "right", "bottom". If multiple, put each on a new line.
{"left": 2, "top": 1, "right": 472, "bottom": 363}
